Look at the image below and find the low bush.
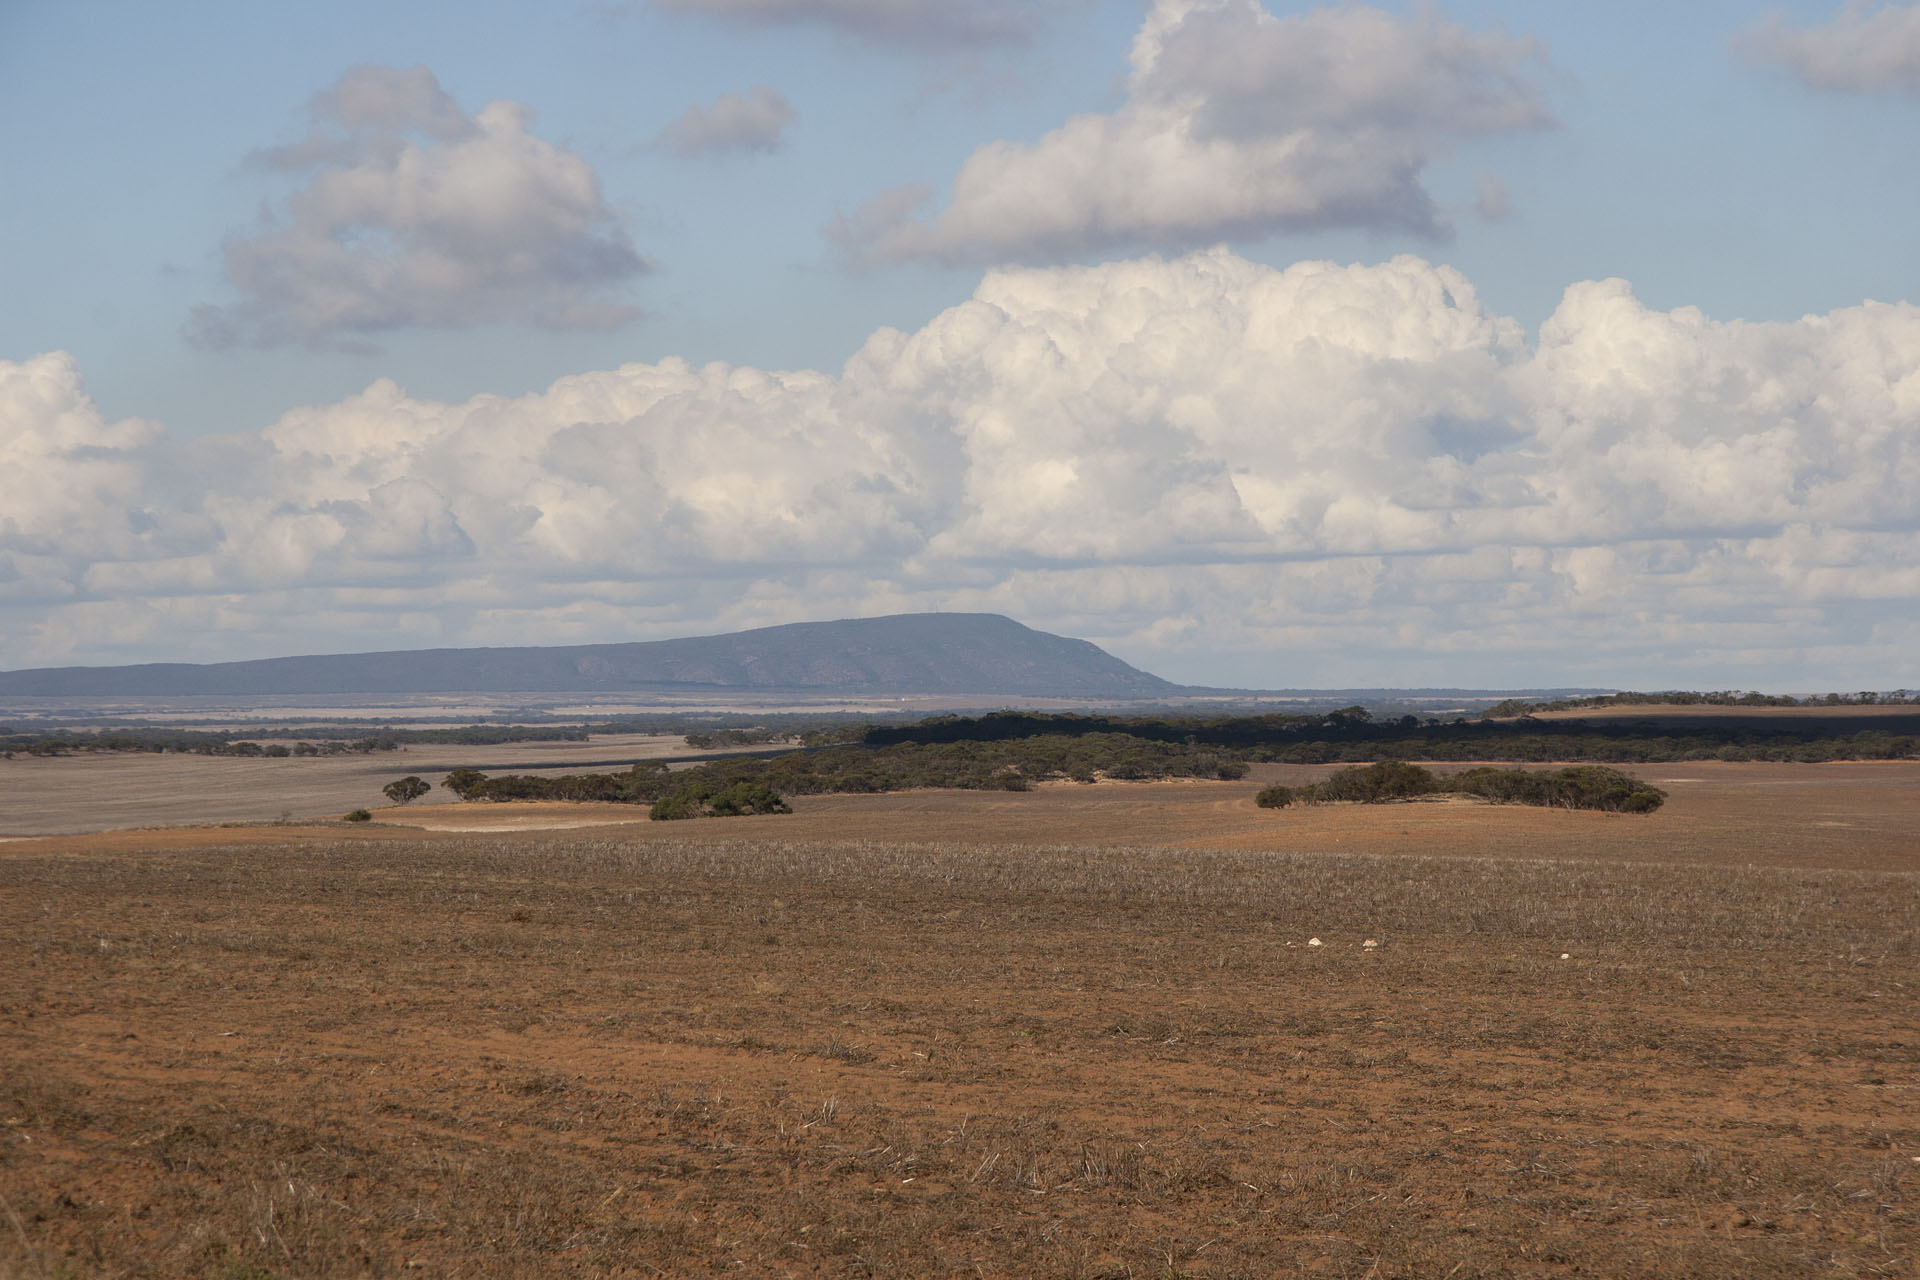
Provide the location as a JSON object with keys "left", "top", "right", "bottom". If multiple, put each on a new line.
{"left": 1255, "top": 784, "right": 1296, "bottom": 808}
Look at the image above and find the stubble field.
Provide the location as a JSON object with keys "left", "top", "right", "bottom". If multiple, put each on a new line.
{"left": 2, "top": 767, "right": 1916, "bottom": 1278}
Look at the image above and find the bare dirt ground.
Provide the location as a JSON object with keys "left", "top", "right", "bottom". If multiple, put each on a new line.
{"left": 2, "top": 770, "right": 1916, "bottom": 1278}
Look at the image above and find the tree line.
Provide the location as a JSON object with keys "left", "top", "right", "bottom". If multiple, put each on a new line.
{"left": 0, "top": 722, "right": 593, "bottom": 759}
{"left": 855, "top": 709, "right": 1920, "bottom": 764}
{"left": 430, "top": 732, "right": 1251, "bottom": 815}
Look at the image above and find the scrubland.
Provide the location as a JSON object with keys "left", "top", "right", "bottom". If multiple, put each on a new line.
{"left": 1, "top": 771, "right": 1916, "bottom": 1277}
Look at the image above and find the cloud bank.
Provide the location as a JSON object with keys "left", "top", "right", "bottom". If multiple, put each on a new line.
{"left": 651, "top": 0, "right": 1044, "bottom": 49}
{"left": 11, "top": 250, "right": 1920, "bottom": 686}
{"left": 186, "top": 66, "right": 644, "bottom": 351}
{"left": 1738, "top": 2, "right": 1920, "bottom": 94}
{"left": 651, "top": 85, "right": 795, "bottom": 156}
{"left": 834, "top": 0, "right": 1553, "bottom": 265}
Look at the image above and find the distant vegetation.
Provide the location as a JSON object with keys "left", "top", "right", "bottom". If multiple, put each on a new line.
{"left": 1258, "top": 762, "right": 1665, "bottom": 813}
{"left": 0, "top": 728, "right": 402, "bottom": 758}
{"left": 1482, "top": 690, "right": 1918, "bottom": 718}
{"left": 412, "top": 698, "right": 1916, "bottom": 814}
{"left": 12, "top": 691, "right": 1919, "bottom": 766}
{"left": 858, "top": 707, "right": 1920, "bottom": 764}
{"left": 0, "top": 723, "right": 591, "bottom": 759}
{"left": 431, "top": 732, "right": 1250, "bottom": 815}
{"left": 681, "top": 727, "right": 800, "bottom": 750}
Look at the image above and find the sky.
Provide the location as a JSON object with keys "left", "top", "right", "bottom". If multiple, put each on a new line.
{"left": 3, "top": 0, "right": 1918, "bottom": 691}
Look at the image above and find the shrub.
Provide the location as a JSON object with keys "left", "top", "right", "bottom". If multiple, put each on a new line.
{"left": 1255, "top": 784, "right": 1296, "bottom": 808}
{"left": 343, "top": 809, "right": 372, "bottom": 823}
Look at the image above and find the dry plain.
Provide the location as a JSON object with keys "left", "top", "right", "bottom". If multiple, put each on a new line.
{"left": 0, "top": 735, "right": 754, "bottom": 838}
{"left": 2, "top": 765, "right": 1916, "bottom": 1278}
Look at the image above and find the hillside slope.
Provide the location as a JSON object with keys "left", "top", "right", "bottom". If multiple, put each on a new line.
{"left": 0, "top": 613, "right": 1182, "bottom": 698}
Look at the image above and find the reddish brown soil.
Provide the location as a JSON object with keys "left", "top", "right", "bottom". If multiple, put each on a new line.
{"left": 11, "top": 760, "right": 1917, "bottom": 872}
{"left": 2, "top": 768, "right": 1915, "bottom": 1278}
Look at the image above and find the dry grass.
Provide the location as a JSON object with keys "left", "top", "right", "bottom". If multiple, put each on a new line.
{"left": 2, "top": 810, "right": 1916, "bottom": 1278}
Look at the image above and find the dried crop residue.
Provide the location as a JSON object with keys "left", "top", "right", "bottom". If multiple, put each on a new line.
{"left": 2, "top": 770, "right": 1917, "bottom": 1278}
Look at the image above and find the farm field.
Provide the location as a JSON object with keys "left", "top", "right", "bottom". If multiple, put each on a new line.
{"left": 0, "top": 735, "right": 752, "bottom": 837}
{"left": 1, "top": 769, "right": 1916, "bottom": 1278}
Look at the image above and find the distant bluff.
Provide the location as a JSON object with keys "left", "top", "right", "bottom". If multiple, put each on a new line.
{"left": 0, "top": 613, "right": 1184, "bottom": 699}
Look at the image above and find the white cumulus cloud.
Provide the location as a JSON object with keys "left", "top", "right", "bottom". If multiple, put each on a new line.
{"left": 1738, "top": 2, "right": 1920, "bottom": 94}
{"left": 651, "top": 86, "right": 795, "bottom": 156}
{"left": 10, "top": 249, "right": 1920, "bottom": 686}
{"left": 834, "top": 0, "right": 1553, "bottom": 265}
{"left": 186, "top": 66, "right": 645, "bottom": 352}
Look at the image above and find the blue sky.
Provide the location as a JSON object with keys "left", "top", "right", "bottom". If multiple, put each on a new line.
{"left": 3, "top": 1, "right": 1919, "bottom": 689}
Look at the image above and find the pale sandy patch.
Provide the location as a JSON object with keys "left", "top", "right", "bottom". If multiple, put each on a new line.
{"left": 389, "top": 817, "right": 648, "bottom": 833}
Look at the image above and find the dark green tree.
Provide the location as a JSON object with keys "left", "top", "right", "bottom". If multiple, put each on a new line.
{"left": 383, "top": 775, "right": 431, "bottom": 805}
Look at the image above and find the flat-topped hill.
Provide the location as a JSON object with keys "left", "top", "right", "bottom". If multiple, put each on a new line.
{"left": 0, "top": 613, "right": 1183, "bottom": 699}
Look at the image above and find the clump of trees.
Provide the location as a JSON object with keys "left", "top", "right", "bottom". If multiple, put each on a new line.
{"left": 682, "top": 728, "right": 796, "bottom": 749}
{"left": 649, "top": 780, "right": 792, "bottom": 821}
{"left": 440, "top": 762, "right": 668, "bottom": 803}
{"left": 382, "top": 776, "right": 431, "bottom": 805}
{"left": 1259, "top": 761, "right": 1665, "bottom": 813}
{"left": 1299, "top": 760, "right": 1439, "bottom": 803}
{"left": 1447, "top": 765, "right": 1666, "bottom": 812}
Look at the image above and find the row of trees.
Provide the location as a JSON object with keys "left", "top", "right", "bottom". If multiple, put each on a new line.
{"left": 0, "top": 722, "right": 602, "bottom": 760}
{"left": 3, "top": 730, "right": 401, "bottom": 758}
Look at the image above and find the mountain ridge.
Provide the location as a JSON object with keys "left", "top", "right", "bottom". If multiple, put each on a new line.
{"left": 0, "top": 613, "right": 1182, "bottom": 699}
